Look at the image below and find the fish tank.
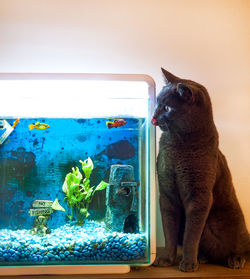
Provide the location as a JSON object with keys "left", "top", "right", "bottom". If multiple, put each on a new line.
{"left": 0, "top": 74, "right": 156, "bottom": 276}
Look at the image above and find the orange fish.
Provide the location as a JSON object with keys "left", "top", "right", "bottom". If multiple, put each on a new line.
{"left": 12, "top": 118, "right": 20, "bottom": 129}
{"left": 106, "top": 119, "right": 127, "bottom": 129}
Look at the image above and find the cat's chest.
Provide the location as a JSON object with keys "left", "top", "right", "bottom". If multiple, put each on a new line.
{"left": 157, "top": 133, "right": 215, "bottom": 172}
{"left": 158, "top": 134, "right": 188, "bottom": 165}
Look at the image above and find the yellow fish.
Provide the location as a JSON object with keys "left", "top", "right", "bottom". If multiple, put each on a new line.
{"left": 29, "top": 122, "right": 50, "bottom": 130}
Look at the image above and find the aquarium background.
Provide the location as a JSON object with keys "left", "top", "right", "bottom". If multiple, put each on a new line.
{"left": 0, "top": 117, "right": 145, "bottom": 229}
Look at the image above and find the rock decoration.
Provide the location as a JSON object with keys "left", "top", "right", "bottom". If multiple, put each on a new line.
{"left": 0, "top": 221, "right": 146, "bottom": 264}
{"left": 105, "top": 165, "right": 139, "bottom": 233}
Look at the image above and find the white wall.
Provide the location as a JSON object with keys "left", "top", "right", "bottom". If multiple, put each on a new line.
{"left": 0, "top": 0, "right": 249, "bottom": 247}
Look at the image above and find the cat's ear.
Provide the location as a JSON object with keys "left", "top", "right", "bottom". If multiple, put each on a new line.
{"left": 177, "top": 83, "right": 194, "bottom": 103}
{"left": 161, "top": 67, "right": 181, "bottom": 84}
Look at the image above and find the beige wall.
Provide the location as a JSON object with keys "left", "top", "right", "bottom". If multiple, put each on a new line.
{"left": 0, "top": 0, "right": 249, "bottom": 247}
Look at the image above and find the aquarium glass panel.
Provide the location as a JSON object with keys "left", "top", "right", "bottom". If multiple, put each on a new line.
{"left": 0, "top": 77, "right": 153, "bottom": 267}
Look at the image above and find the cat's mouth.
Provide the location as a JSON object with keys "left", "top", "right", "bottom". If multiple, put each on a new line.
{"left": 151, "top": 117, "right": 170, "bottom": 131}
{"left": 151, "top": 117, "right": 158, "bottom": 126}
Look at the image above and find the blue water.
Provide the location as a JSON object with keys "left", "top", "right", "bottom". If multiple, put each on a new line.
{"left": 0, "top": 117, "right": 148, "bottom": 265}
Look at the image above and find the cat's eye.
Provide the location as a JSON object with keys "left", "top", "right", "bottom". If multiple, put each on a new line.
{"left": 164, "top": 105, "right": 171, "bottom": 112}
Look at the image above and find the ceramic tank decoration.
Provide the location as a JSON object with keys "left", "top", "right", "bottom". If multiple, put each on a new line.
{"left": 29, "top": 199, "right": 66, "bottom": 236}
{"left": 105, "top": 164, "right": 139, "bottom": 233}
{"left": 0, "top": 74, "right": 156, "bottom": 276}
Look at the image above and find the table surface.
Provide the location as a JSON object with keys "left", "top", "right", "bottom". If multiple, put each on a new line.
{"left": 1, "top": 248, "right": 250, "bottom": 279}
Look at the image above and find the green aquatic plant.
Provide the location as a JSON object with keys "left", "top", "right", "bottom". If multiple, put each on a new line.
{"left": 62, "top": 157, "right": 108, "bottom": 225}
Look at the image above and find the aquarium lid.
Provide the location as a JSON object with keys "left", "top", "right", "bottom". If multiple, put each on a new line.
{"left": 0, "top": 75, "right": 154, "bottom": 118}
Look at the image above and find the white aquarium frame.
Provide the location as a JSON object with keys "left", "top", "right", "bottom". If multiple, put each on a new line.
{"left": 0, "top": 73, "right": 156, "bottom": 276}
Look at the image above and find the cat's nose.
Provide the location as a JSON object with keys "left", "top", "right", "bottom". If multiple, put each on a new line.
{"left": 151, "top": 117, "right": 158, "bottom": 126}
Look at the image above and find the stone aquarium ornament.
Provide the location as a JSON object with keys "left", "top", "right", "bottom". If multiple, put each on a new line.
{"left": 105, "top": 164, "right": 139, "bottom": 233}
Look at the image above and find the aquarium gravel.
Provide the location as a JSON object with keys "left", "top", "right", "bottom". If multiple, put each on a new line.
{"left": 0, "top": 221, "right": 147, "bottom": 265}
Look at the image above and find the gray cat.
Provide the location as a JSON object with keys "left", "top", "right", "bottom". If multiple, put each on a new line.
{"left": 152, "top": 68, "right": 250, "bottom": 272}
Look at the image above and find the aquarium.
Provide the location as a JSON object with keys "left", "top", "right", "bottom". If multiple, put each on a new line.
{"left": 0, "top": 74, "right": 156, "bottom": 275}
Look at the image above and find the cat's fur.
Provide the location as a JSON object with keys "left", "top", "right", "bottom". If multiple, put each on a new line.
{"left": 152, "top": 68, "right": 250, "bottom": 272}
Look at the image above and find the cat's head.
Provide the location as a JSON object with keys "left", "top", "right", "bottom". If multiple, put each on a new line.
{"left": 151, "top": 68, "right": 213, "bottom": 133}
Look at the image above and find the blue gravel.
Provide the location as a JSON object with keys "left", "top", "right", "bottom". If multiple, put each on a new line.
{"left": 0, "top": 221, "right": 147, "bottom": 265}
